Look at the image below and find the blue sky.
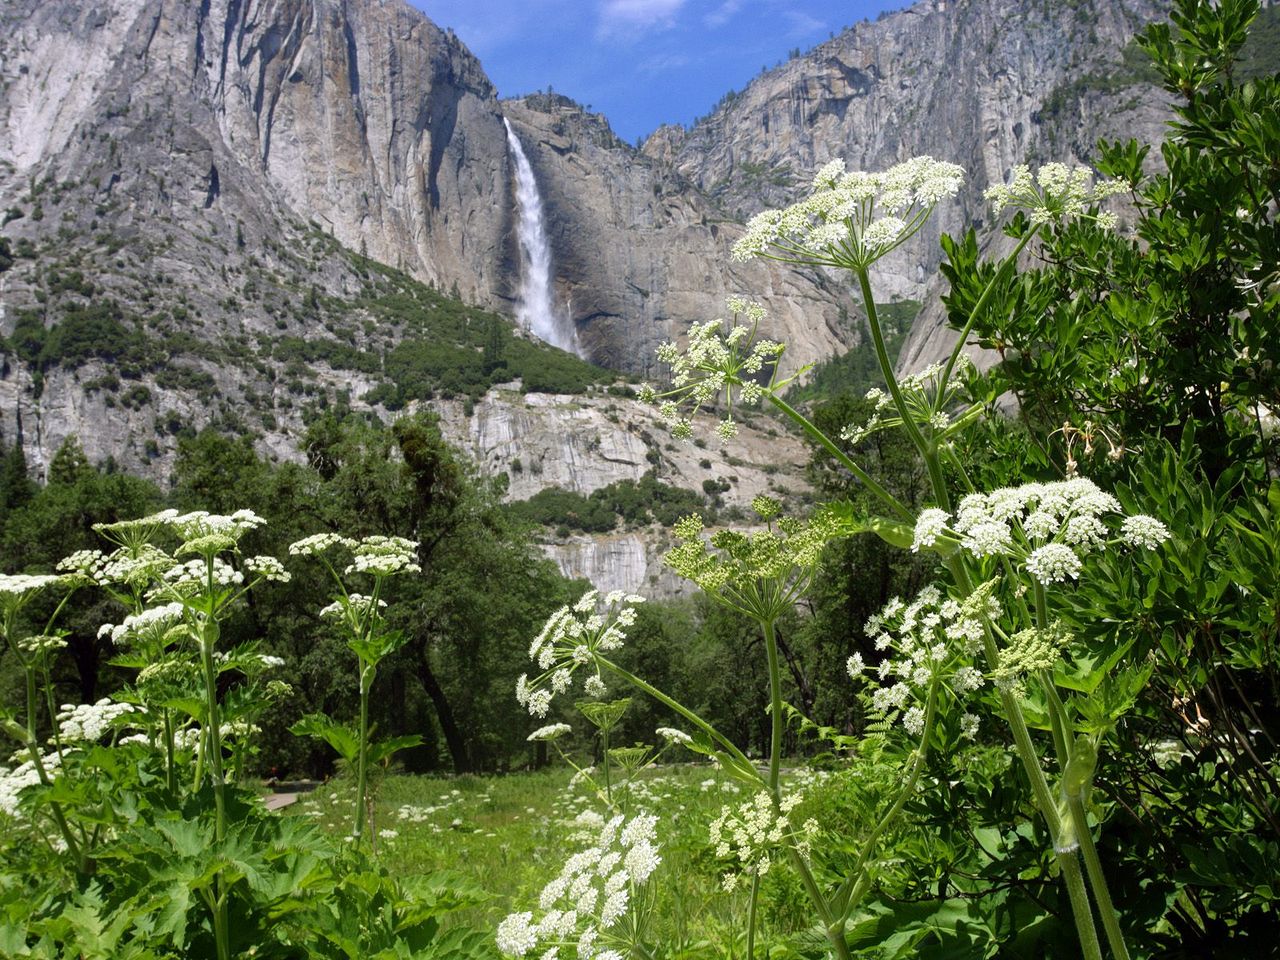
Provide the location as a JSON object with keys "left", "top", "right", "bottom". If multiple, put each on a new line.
{"left": 412, "top": 1, "right": 911, "bottom": 144}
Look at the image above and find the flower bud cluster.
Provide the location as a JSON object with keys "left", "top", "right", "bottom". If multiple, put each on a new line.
{"left": 517, "top": 591, "right": 646, "bottom": 718}
{"left": 664, "top": 501, "right": 848, "bottom": 611}
{"left": 709, "top": 790, "right": 818, "bottom": 892}
{"left": 496, "top": 812, "right": 661, "bottom": 958}
{"left": 732, "top": 156, "right": 964, "bottom": 269}
{"left": 17, "top": 634, "right": 67, "bottom": 654}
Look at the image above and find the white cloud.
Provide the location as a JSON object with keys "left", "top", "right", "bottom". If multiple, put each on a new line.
{"left": 703, "top": 0, "right": 741, "bottom": 28}
{"left": 638, "top": 51, "right": 691, "bottom": 74}
{"left": 782, "top": 10, "right": 826, "bottom": 38}
{"left": 597, "top": 0, "right": 687, "bottom": 39}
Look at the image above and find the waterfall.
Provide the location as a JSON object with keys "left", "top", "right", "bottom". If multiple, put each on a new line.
{"left": 503, "top": 118, "right": 581, "bottom": 355}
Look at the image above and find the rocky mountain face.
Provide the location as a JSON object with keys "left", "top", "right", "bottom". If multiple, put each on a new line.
{"left": 645, "top": 0, "right": 1172, "bottom": 365}
{"left": 500, "top": 95, "right": 849, "bottom": 376}
{"left": 0, "top": 0, "right": 854, "bottom": 386}
{"left": 0, "top": 0, "right": 1192, "bottom": 592}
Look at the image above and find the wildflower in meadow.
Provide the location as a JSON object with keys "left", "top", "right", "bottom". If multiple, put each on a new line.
{"left": 854, "top": 583, "right": 995, "bottom": 738}
{"left": 496, "top": 812, "right": 661, "bottom": 958}
{"left": 663, "top": 498, "right": 848, "bottom": 622}
{"left": 640, "top": 297, "right": 783, "bottom": 443}
{"left": 709, "top": 790, "right": 819, "bottom": 892}
{"left": 517, "top": 590, "right": 645, "bottom": 719}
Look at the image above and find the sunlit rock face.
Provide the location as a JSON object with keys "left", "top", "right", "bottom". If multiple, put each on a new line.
{"left": 0, "top": 0, "right": 1173, "bottom": 492}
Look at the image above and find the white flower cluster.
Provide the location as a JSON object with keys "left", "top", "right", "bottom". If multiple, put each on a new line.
{"left": 319, "top": 593, "right": 388, "bottom": 621}
{"left": 0, "top": 749, "right": 63, "bottom": 818}
{"left": 655, "top": 727, "right": 693, "bottom": 746}
{"left": 496, "top": 812, "right": 661, "bottom": 958}
{"left": 732, "top": 156, "right": 964, "bottom": 269}
{"left": 643, "top": 297, "right": 782, "bottom": 443}
{"left": 840, "top": 359, "right": 972, "bottom": 446}
{"left": 344, "top": 536, "right": 421, "bottom": 577}
{"left": 57, "top": 698, "right": 135, "bottom": 742}
{"left": 710, "top": 791, "right": 818, "bottom": 892}
{"left": 528, "top": 723, "right": 572, "bottom": 742}
{"left": 63, "top": 544, "right": 174, "bottom": 587}
{"left": 910, "top": 478, "right": 1170, "bottom": 585}
{"left": 984, "top": 163, "right": 1127, "bottom": 228}
{"left": 17, "top": 635, "right": 67, "bottom": 655}
{"left": 288, "top": 533, "right": 357, "bottom": 556}
{"left": 853, "top": 585, "right": 992, "bottom": 737}
{"left": 161, "top": 556, "right": 244, "bottom": 590}
{"left": 98, "top": 601, "right": 187, "bottom": 648}
{"left": 517, "top": 590, "right": 645, "bottom": 718}
{"left": 244, "top": 555, "right": 291, "bottom": 582}
{"left": 169, "top": 509, "right": 267, "bottom": 543}
{"left": 0, "top": 573, "right": 63, "bottom": 599}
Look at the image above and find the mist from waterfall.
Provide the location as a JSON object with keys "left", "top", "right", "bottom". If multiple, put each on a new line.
{"left": 503, "top": 118, "right": 581, "bottom": 356}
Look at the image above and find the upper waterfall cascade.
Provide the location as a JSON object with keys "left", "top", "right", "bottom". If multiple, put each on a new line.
{"left": 503, "top": 118, "right": 581, "bottom": 356}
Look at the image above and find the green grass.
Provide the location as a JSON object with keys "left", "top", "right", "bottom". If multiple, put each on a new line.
{"left": 290, "top": 763, "right": 841, "bottom": 956}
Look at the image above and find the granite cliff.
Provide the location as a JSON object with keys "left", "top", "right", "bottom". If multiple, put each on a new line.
{"left": 0, "top": 0, "right": 1194, "bottom": 591}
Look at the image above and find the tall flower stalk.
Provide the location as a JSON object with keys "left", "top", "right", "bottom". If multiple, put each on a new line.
{"left": 288, "top": 534, "right": 421, "bottom": 843}
{"left": 643, "top": 157, "right": 1154, "bottom": 959}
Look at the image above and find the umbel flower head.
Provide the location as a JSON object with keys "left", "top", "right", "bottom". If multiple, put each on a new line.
{"left": 517, "top": 590, "right": 646, "bottom": 718}
{"left": 640, "top": 297, "right": 784, "bottom": 443}
{"left": 909, "top": 477, "right": 1170, "bottom": 585}
{"left": 731, "top": 156, "right": 964, "bottom": 270}
{"left": 710, "top": 790, "right": 819, "bottom": 892}
{"left": 840, "top": 357, "right": 979, "bottom": 446}
{"left": 853, "top": 583, "right": 995, "bottom": 738}
{"left": 496, "top": 811, "right": 661, "bottom": 958}
{"left": 984, "top": 163, "right": 1127, "bottom": 228}
{"left": 664, "top": 498, "right": 851, "bottom": 623}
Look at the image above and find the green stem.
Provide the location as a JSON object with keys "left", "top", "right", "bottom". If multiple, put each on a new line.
{"left": 602, "top": 722, "right": 612, "bottom": 807}
{"left": 763, "top": 619, "right": 783, "bottom": 802}
{"left": 944, "top": 556, "right": 1103, "bottom": 956}
{"left": 746, "top": 874, "right": 760, "bottom": 960}
{"left": 784, "top": 845, "right": 848, "bottom": 960}
{"left": 856, "top": 267, "right": 933, "bottom": 461}
{"left": 765, "top": 392, "right": 912, "bottom": 523}
{"left": 1033, "top": 584, "right": 1071, "bottom": 769}
{"left": 355, "top": 660, "right": 373, "bottom": 842}
{"left": 934, "top": 227, "right": 1038, "bottom": 410}
{"left": 835, "top": 674, "right": 940, "bottom": 923}
{"left": 163, "top": 710, "right": 176, "bottom": 794}
{"left": 597, "top": 657, "right": 761, "bottom": 785}
{"left": 198, "top": 619, "right": 231, "bottom": 960}
{"left": 1068, "top": 793, "right": 1131, "bottom": 960}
